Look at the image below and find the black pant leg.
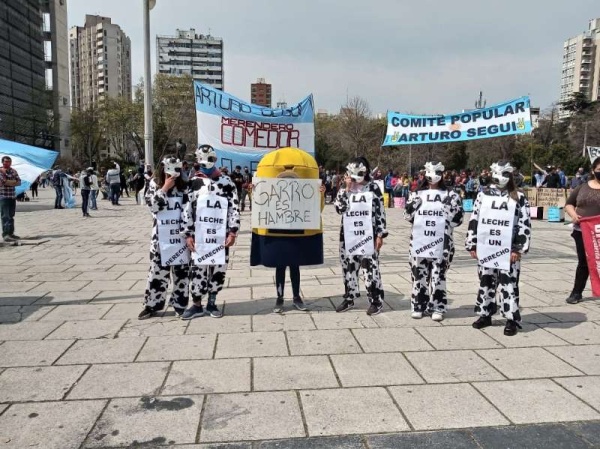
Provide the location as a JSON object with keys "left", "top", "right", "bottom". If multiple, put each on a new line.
{"left": 572, "top": 230, "right": 588, "bottom": 295}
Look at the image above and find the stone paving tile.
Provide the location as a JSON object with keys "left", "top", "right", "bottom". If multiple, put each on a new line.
{"left": 200, "top": 391, "right": 305, "bottom": 442}
{"left": 90, "top": 290, "right": 141, "bottom": 303}
{"left": 85, "top": 395, "right": 203, "bottom": 447}
{"left": 390, "top": 384, "right": 509, "bottom": 430}
{"left": 541, "top": 322, "right": 600, "bottom": 345}
{"left": 186, "top": 315, "right": 252, "bottom": 335}
{"left": 258, "top": 435, "right": 365, "bottom": 449}
{"left": 0, "top": 400, "right": 106, "bottom": 449}
{"left": 0, "top": 339, "right": 73, "bottom": 367}
{"left": 481, "top": 323, "right": 570, "bottom": 347}
{"left": 531, "top": 305, "right": 600, "bottom": 323}
{"left": 0, "top": 305, "right": 55, "bottom": 323}
{"left": 46, "top": 319, "right": 127, "bottom": 339}
{"left": 352, "top": 328, "right": 434, "bottom": 353}
{"left": 474, "top": 379, "right": 600, "bottom": 424}
{"left": 566, "top": 421, "right": 600, "bottom": 446}
{"left": 472, "top": 423, "right": 594, "bottom": 449}
{"left": 405, "top": 350, "right": 505, "bottom": 383}
{"left": 80, "top": 280, "right": 137, "bottom": 291}
{"left": 287, "top": 329, "right": 362, "bottom": 356}
{"left": 300, "top": 387, "right": 409, "bottom": 436}
{"left": 252, "top": 314, "right": 316, "bottom": 332}
{"left": 332, "top": 353, "right": 424, "bottom": 387}
{"left": 56, "top": 338, "right": 146, "bottom": 365}
{"left": 0, "top": 294, "right": 46, "bottom": 306}
{"left": 0, "top": 365, "right": 87, "bottom": 402}
{"left": 27, "top": 280, "right": 90, "bottom": 293}
{"left": 34, "top": 290, "right": 100, "bottom": 305}
{"left": 368, "top": 430, "right": 479, "bottom": 449}
{"left": 39, "top": 304, "right": 112, "bottom": 321}
{"left": 215, "top": 331, "right": 288, "bottom": 358}
{"left": 311, "top": 312, "right": 379, "bottom": 330}
{"left": 137, "top": 334, "right": 216, "bottom": 362}
{"left": 416, "top": 326, "right": 503, "bottom": 350}
{"left": 211, "top": 287, "right": 252, "bottom": 303}
{"left": 0, "top": 321, "right": 62, "bottom": 340}
{"left": 68, "top": 362, "right": 169, "bottom": 399}
{"left": 223, "top": 300, "right": 278, "bottom": 316}
{"left": 555, "top": 376, "right": 600, "bottom": 411}
{"left": 101, "top": 302, "right": 143, "bottom": 320}
{"left": 546, "top": 345, "right": 600, "bottom": 375}
{"left": 118, "top": 317, "right": 188, "bottom": 337}
{"left": 0, "top": 281, "right": 41, "bottom": 293}
{"left": 162, "top": 359, "right": 250, "bottom": 395}
{"left": 371, "top": 310, "right": 441, "bottom": 328}
{"left": 477, "top": 347, "right": 584, "bottom": 379}
{"left": 115, "top": 270, "right": 147, "bottom": 280}
{"left": 27, "top": 272, "right": 82, "bottom": 282}
{"left": 71, "top": 270, "right": 125, "bottom": 281}
{"left": 253, "top": 356, "right": 338, "bottom": 391}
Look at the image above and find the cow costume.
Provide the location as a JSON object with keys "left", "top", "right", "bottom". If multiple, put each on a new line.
{"left": 404, "top": 162, "right": 463, "bottom": 321}
{"left": 465, "top": 161, "right": 531, "bottom": 336}
{"left": 334, "top": 157, "right": 387, "bottom": 316}
{"left": 139, "top": 157, "right": 190, "bottom": 320}
{"left": 180, "top": 145, "right": 240, "bottom": 320}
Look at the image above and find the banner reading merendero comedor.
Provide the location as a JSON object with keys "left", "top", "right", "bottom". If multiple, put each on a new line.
{"left": 383, "top": 96, "right": 532, "bottom": 146}
{"left": 194, "top": 81, "right": 315, "bottom": 171}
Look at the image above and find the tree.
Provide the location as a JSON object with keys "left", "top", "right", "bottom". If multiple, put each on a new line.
{"left": 337, "top": 96, "right": 380, "bottom": 159}
{"left": 561, "top": 92, "right": 592, "bottom": 115}
{"left": 70, "top": 105, "right": 104, "bottom": 166}
{"left": 101, "top": 96, "right": 142, "bottom": 162}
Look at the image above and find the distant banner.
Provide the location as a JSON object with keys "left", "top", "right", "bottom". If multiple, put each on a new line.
{"left": 383, "top": 96, "right": 532, "bottom": 146}
{"left": 194, "top": 82, "right": 315, "bottom": 171}
{"left": 580, "top": 215, "right": 600, "bottom": 297}
{"left": 587, "top": 146, "right": 600, "bottom": 163}
{"left": 0, "top": 139, "right": 58, "bottom": 195}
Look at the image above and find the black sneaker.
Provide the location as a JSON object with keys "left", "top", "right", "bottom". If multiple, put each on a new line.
{"left": 566, "top": 292, "right": 582, "bottom": 304}
{"left": 504, "top": 320, "right": 521, "bottom": 336}
{"left": 172, "top": 306, "right": 185, "bottom": 318}
{"left": 336, "top": 299, "right": 355, "bottom": 313}
{"left": 366, "top": 302, "right": 383, "bottom": 316}
{"left": 273, "top": 297, "right": 284, "bottom": 314}
{"left": 9, "top": 234, "right": 20, "bottom": 240}
{"left": 293, "top": 297, "right": 308, "bottom": 311}
{"left": 138, "top": 307, "right": 154, "bottom": 320}
{"left": 472, "top": 316, "right": 493, "bottom": 329}
{"left": 206, "top": 302, "right": 222, "bottom": 318}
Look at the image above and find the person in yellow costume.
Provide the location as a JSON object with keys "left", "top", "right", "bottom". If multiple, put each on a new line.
{"left": 250, "top": 147, "right": 325, "bottom": 313}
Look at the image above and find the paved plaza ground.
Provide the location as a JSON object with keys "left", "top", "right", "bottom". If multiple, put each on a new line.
{"left": 0, "top": 187, "right": 599, "bottom": 448}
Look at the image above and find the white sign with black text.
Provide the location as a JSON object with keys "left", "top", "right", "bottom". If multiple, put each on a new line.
{"left": 410, "top": 191, "right": 447, "bottom": 260}
{"left": 587, "top": 146, "right": 600, "bottom": 164}
{"left": 343, "top": 192, "right": 374, "bottom": 256}
{"left": 157, "top": 197, "right": 191, "bottom": 266}
{"left": 476, "top": 194, "right": 516, "bottom": 271}
{"left": 194, "top": 193, "right": 228, "bottom": 266}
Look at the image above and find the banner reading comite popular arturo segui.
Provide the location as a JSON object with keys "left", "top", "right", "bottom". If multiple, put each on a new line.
{"left": 194, "top": 82, "right": 315, "bottom": 172}
{"left": 383, "top": 96, "right": 532, "bottom": 146}
{"left": 580, "top": 215, "right": 600, "bottom": 297}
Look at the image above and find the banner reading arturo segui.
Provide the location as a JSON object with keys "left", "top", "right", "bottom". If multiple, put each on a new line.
{"left": 579, "top": 215, "right": 600, "bottom": 297}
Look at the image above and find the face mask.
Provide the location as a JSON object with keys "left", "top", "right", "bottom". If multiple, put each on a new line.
{"left": 594, "top": 172, "right": 600, "bottom": 181}
{"left": 201, "top": 166, "right": 215, "bottom": 176}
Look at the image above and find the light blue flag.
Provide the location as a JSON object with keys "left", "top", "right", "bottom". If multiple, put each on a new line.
{"left": 0, "top": 139, "right": 59, "bottom": 195}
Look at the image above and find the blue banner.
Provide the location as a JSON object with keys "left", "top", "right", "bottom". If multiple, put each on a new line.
{"left": 383, "top": 96, "right": 532, "bottom": 146}
{"left": 194, "top": 82, "right": 315, "bottom": 171}
{"left": 0, "top": 139, "right": 58, "bottom": 195}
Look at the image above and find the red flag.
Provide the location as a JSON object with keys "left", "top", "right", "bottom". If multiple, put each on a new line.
{"left": 579, "top": 215, "right": 600, "bottom": 297}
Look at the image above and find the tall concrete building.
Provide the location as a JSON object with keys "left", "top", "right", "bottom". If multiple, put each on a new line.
{"left": 69, "top": 15, "right": 132, "bottom": 111}
{"left": 251, "top": 78, "right": 271, "bottom": 107}
{"left": 560, "top": 18, "right": 600, "bottom": 118}
{"left": 157, "top": 28, "right": 224, "bottom": 90}
{"left": 0, "top": 0, "right": 65, "bottom": 152}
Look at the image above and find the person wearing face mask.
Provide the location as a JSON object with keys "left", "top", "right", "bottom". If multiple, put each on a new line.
{"left": 564, "top": 157, "right": 600, "bottom": 304}
{"left": 570, "top": 168, "right": 586, "bottom": 189}
{"left": 404, "top": 162, "right": 464, "bottom": 321}
{"left": 465, "top": 161, "right": 531, "bottom": 336}
{"left": 138, "top": 157, "right": 191, "bottom": 320}
{"left": 181, "top": 144, "right": 240, "bottom": 320}
{"left": 334, "top": 156, "right": 388, "bottom": 315}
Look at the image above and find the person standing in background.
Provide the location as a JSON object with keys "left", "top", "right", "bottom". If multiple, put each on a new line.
{"left": 89, "top": 168, "right": 99, "bottom": 210}
{"left": 30, "top": 176, "right": 39, "bottom": 199}
{"left": 106, "top": 162, "right": 121, "bottom": 205}
{"left": 80, "top": 168, "right": 92, "bottom": 217}
{"left": 0, "top": 156, "right": 22, "bottom": 242}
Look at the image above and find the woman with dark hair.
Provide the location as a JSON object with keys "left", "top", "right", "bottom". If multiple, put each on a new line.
{"left": 334, "top": 156, "right": 388, "bottom": 315}
{"left": 404, "top": 161, "right": 463, "bottom": 321}
{"left": 138, "top": 157, "right": 190, "bottom": 320}
{"left": 564, "top": 157, "right": 600, "bottom": 303}
{"left": 465, "top": 161, "right": 531, "bottom": 336}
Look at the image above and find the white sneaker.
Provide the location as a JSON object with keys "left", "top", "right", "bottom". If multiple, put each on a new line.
{"left": 411, "top": 311, "right": 423, "bottom": 319}
{"left": 431, "top": 312, "right": 444, "bottom": 322}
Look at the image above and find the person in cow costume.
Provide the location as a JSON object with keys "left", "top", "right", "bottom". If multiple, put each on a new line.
{"left": 181, "top": 144, "right": 240, "bottom": 320}
{"left": 465, "top": 161, "right": 531, "bottom": 336}
{"left": 404, "top": 161, "right": 464, "bottom": 321}
{"left": 138, "top": 157, "right": 190, "bottom": 320}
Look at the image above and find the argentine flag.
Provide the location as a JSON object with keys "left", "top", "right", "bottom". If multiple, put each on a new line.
{"left": 0, "top": 139, "right": 59, "bottom": 195}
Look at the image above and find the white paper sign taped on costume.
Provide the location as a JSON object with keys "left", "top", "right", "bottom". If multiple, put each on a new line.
{"left": 194, "top": 193, "right": 228, "bottom": 266}
{"left": 411, "top": 191, "right": 447, "bottom": 259}
{"left": 476, "top": 195, "right": 516, "bottom": 271}
{"left": 157, "top": 197, "right": 190, "bottom": 266}
{"left": 343, "top": 192, "right": 374, "bottom": 256}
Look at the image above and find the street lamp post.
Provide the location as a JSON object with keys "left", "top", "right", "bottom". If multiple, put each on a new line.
{"left": 143, "top": 0, "right": 156, "bottom": 169}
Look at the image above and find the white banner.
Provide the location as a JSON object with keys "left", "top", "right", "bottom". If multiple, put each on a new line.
{"left": 343, "top": 192, "right": 374, "bottom": 256}
{"left": 587, "top": 146, "right": 600, "bottom": 164}
{"left": 410, "top": 191, "right": 447, "bottom": 260}
{"left": 251, "top": 178, "right": 322, "bottom": 230}
{"left": 476, "top": 195, "right": 516, "bottom": 271}
{"left": 157, "top": 197, "right": 190, "bottom": 266}
{"left": 193, "top": 193, "right": 228, "bottom": 266}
